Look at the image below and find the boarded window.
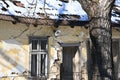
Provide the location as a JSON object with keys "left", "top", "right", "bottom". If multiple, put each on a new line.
{"left": 30, "top": 37, "right": 48, "bottom": 77}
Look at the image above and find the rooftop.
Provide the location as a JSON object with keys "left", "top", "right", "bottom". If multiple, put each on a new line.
{"left": 0, "top": 0, "right": 120, "bottom": 26}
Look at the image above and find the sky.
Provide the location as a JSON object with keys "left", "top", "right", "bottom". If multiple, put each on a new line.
{"left": 0, "top": 0, "right": 119, "bottom": 23}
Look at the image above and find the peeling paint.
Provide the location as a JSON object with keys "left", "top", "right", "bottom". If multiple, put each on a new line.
{"left": 0, "top": 20, "right": 120, "bottom": 80}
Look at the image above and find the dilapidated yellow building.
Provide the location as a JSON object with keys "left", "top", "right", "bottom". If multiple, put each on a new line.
{"left": 0, "top": 0, "right": 120, "bottom": 80}
{"left": 0, "top": 14, "right": 90, "bottom": 79}
{"left": 0, "top": 15, "right": 89, "bottom": 80}
{"left": 0, "top": 14, "right": 120, "bottom": 80}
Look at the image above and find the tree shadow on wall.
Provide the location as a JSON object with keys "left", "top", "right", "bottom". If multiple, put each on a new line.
{"left": 0, "top": 48, "right": 28, "bottom": 79}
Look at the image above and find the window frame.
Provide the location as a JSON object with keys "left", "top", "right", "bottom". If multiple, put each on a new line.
{"left": 29, "top": 37, "right": 48, "bottom": 77}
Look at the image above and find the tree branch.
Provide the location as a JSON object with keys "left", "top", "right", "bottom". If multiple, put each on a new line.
{"left": 77, "top": 0, "right": 91, "bottom": 15}
{"left": 78, "top": 0, "right": 99, "bottom": 19}
{"left": 99, "top": 0, "right": 115, "bottom": 11}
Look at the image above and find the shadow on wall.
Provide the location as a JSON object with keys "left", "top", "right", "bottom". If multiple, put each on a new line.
{"left": 0, "top": 49, "right": 25, "bottom": 72}
{"left": 0, "top": 39, "right": 27, "bottom": 78}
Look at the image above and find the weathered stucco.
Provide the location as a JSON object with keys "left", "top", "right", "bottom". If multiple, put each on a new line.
{"left": 0, "top": 20, "right": 120, "bottom": 80}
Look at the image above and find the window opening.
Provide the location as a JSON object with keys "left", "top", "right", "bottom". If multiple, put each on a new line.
{"left": 30, "top": 37, "right": 48, "bottom": 77}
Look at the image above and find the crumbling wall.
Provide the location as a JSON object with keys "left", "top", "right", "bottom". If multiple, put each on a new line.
{"left": 0, "top": 20, "right": 91, "bottom": 80}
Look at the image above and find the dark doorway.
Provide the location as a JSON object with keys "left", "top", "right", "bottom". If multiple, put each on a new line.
{"left": 61, "top": 46, "right": 78, "bottom": 80}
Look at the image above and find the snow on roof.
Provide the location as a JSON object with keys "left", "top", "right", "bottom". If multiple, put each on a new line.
{"left": 111, "top": 0, "right": 120, "bottom": 24}
{"left": 0, "top": 0, "right": 120, "bottom": 25}
{"left": 115, "top": 0, "right": 120, "bottom": 6}
{"left": 0, "top": 0, "right": 88, "bottom": 21}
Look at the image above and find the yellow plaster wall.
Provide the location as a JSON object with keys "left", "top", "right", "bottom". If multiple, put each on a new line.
{"left": 0, "top": 20, "right": 89, "bottom": 80}
{"left": 0, "top": 20, "right": 55, "bottom": 80}
{"left": 0, "top": 20, "right": 120, "bottom": 80}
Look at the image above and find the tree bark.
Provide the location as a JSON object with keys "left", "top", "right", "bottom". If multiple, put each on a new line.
{"left": 90, "top": 18, "right": 113, "bottom": 80}
{"left": 78, "top": 0, "right": 115, "bottom": 80}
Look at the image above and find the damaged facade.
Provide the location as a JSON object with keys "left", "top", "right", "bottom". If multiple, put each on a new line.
{"left": 0, "top": 16, "right": 120, "bottom": 80}
{"left": 0, "top": 0, "right": 120, "bottom": 80}
{"left": 0, "top": 18, "right": 90, "bottom": 80}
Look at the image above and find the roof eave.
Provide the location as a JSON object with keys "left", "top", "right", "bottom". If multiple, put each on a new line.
{"left": 0, "top": 14, "right": 120, "bottom": 27}
{"left": 0, "top": 14, "right": 89, "bottom": 26}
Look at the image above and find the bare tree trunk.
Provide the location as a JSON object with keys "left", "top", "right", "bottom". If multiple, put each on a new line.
{"left": 90, "top": 18, "right": 113, "bottom": 80}
{"left": 78, "top": 0, "right": 115, "bottom": 80}
{"left": 89, "top": 1, "right": 115, "bottom": 80}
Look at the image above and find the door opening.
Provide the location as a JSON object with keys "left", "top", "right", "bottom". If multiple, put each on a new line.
{"left": 61, "top": 46, "right": 79, "bottom": 80}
